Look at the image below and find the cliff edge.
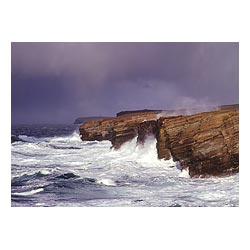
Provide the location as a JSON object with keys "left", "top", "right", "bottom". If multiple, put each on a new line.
{"left": 79, "top": 108, "right": 239, "bottom": 177}
{"left": 156, "top": 110, "right": 239, "bottom": 177}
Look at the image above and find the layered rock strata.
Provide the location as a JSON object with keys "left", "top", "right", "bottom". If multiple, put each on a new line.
{"left": 79, "top": 111, "right": 159, "bottom": 149}
{"left": 156, "top": 110, "right": 239, "bottom": 177}
{"left": 79, "top": 109, "right": 239, "bottom": 177}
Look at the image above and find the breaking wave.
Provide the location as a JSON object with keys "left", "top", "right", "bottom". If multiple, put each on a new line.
{"left": 12, "top": 188, "right": 44, "bottom": 196}
{"left": 11, "top": 126, "right": 239, "bottom": 207}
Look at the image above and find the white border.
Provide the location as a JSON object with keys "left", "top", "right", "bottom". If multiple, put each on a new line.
{"left": 1, "top": 0, "right": 248, "bottom": 249}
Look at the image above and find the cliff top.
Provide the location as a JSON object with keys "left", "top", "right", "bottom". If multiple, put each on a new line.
{"left": 115, "top": 104, "right": 238, "bottom": 117}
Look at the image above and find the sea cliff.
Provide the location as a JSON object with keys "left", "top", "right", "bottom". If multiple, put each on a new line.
{"left": 79, "top": 107, "right": 239, "bottom": 177}
{"left": 155, "top": 110, "right": 239, "bottom": 177}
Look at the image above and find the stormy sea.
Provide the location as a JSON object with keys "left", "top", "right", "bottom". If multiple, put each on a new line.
{"left": 11, "top": 124, "right": 239, "bottom": 207}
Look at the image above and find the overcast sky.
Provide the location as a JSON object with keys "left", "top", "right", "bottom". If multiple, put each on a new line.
{"left": 11, "top": 42, "right": 239, "bottom": 124}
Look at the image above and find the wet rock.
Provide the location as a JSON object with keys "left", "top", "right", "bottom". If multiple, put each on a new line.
{"left": 157, "top": 110, "right": 239, "bottom": 177}
{"left": 79, "top": 111, "right": 159, "bottom": 149}
{"left": 79, "top": 108, "right": 239, "bottom": 177}
{"left": 137, "top": 120, "right": 157, "bottom": 145}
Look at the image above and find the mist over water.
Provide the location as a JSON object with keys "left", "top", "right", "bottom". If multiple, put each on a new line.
{"left": 11, "top": 124, "right": 238, "bottom": 207}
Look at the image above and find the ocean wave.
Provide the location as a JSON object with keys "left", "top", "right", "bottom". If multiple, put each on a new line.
{"left": 17, "top": 135, "right": 48, "bottom": 143}
{"left": 11, "top": 135, "right": 25, "bottom": 143}
{"left": 11, "top": 127, "right": 239, "bottom": 207}
{"left": 55, "top": 172, "right": 79, "bottom": 179}
{"left": 48, "top": 144, "right": 82, "bottom": 150}
{"left": 96, "top": 178, "right": 117, "bottom": 186}
{"left": 12, "top": 188, "right": 44, "bottom": 196}
{"left": 12, "top": 130, "right": 81, "bottom": 144}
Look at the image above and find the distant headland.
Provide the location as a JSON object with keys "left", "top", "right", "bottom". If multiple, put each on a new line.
{"left": 74, "top": 116, "right": 113, "bottom": 124}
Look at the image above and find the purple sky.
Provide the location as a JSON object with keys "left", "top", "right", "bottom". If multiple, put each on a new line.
{"left": 11, "top": 42, "right": 239, "bottom": 124}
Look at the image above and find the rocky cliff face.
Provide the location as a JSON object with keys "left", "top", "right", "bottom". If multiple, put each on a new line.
{"left": 156, "top": 110, "right": 239, "bottom": 177}
{"left": 79, "top": 109, "right": 239, "bottom": 177}
{"left": 79, "top": 111, "right": 159, "bottom": 149}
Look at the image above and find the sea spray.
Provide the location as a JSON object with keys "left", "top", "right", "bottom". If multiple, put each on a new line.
{"left": 11, "top": 124, "right": 239, "bottom": 207}
{"left": 156, "top": 96, "right": 219, "bottom": 119}
{"left": 116, "top": 135, "right": 177, "bottom": 168}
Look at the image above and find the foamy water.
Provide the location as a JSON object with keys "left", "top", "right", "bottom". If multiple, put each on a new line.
{"left": 11, "top": 125, "right": 239, "bottom": 207}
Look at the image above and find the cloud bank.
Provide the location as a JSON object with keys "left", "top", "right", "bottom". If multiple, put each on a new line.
{"left": 11, "top": 42, "right": 239, "bottom": 123}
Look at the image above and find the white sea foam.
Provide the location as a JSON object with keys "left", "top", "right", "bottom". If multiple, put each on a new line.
{"left": 12, "top": 188, "right": 44, "bottom": 196}
{"left": 178, "top": 168, "right": 190, "bottom": 178}
{"left": 96, "top": 178, "right": 117, "bottom": 186}
{"left": 49, "top": 131, "right": 81, "bottom": 143}
{"left": 115, "top": 135, "right": 176, "bottom": 166}
{"left": 11, "top": 131, "right": 239, "bottom": 206}
{"left": 13, "top": 133, "right": 180, "bottom": 180}
{"left": 38, "top": 169, "right": 51, "bottom": 175}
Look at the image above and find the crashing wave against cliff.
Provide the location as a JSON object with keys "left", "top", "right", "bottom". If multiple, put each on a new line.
{"left": 79, "top": 106, "right": 239, "bottom": 177}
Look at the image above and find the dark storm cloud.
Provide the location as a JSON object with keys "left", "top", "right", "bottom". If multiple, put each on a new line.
{"left": 11, "top": 42, "right": 239, "bottom": 124}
